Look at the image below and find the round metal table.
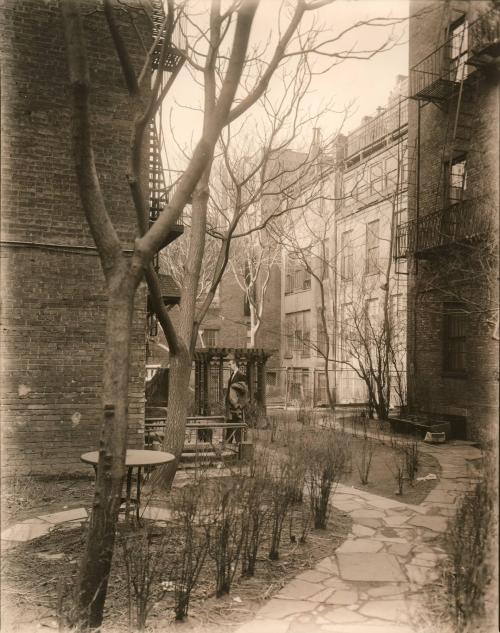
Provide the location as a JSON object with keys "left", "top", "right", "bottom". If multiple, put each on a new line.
{"left": 81, "top": 449, "right": 175, "bottom": 522}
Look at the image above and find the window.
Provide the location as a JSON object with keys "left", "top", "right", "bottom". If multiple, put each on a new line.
{"left": 316, "top": 308, "right": 328, "bottom": 357}
{"left": 448, "top": 155, "right": 467, "bottom": 203}
{"left": 284, "top": 310, "right": 311, "bottom": 357}
{"left": 340, "top": 303, "right": 352, "bottom": 361}
{"left": 394, "top": 194, "right": 407, "bottom": 229}
{"left": 364, "top": 298, "right": 379, "bottom": 355}
{"left": 316, "top": 372, "right": 328, "bottom": 403}
{"left": 202, "top": 329, "right": 218, "bottom": 347}
{"left": 285, "top": 255, "right": 311, "bottom": 293}
{"left": 365, "top": 220, "right": 379, "bottom": 274}
{"left": 341, "top": 230, "right": 353, "bottom": 280}
{"left": 449, "top": 16, "right": 468, "bottom": 82}
{"left": 443, "top": 303, "right": 467, "bottom": 375}
{"left": 266, "top": 371, "right": 277, "bottom": 387}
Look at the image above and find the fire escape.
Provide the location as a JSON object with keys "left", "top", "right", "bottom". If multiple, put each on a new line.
{"left": 394, "top": 7, "right": 500, "bottom": 260}
{"left": 147, "top": 0, "right": 185, "bottom": 336}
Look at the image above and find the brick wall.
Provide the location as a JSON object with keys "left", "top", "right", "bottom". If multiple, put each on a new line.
{"left": 0, "top": 0, "right": 151, "bottom": 474}
{"left": 407, "top": 0, "right": 499, "bottom": 442}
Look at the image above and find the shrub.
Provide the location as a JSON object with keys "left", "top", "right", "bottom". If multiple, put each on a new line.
{"left": 356, "top": 435, "right": 376, "bottom": 485}
{"left": 170, "top": 479, "right": 210, "bottom": 621}
{"left": 267, "top": 454, "right": 294, "bottom": 560}
{"left": 304, "top": 430, "right": 351, "bottom": 529}
{"left": 119, "top": 524, "right": 171, "bottom": 631}
{"left": 441, "top": 476, "right": 494, "bottom": 632}
{"left": 240, "top": 452, "right": 273, "bottom": 577}
{"left": 207, "top": 477, "right": 248, "bottom": 597}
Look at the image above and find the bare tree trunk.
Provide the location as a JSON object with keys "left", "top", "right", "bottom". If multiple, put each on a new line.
{"left": 158, "top": 182, "right": 209, "bottom": 486}
{"left": 76, "top": 281, "right": 136, "bottom": 629}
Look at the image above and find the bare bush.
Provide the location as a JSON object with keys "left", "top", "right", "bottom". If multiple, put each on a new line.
{"left": 305, "top": 430, "right": 351, "bottom": 529}
{"left": 289, "top": 497, "right": 313, "bottom": 544}
{"left": 241, "top": 452, "right": 273, "bottom": 577}
{"left": 356, "top": 436, "right": 377, "bottom": 485}
{"left": 268, "top": 456, "right": 294, "bottom": 561}
{"left": 387, "top": 439, "right": 406, "bottom": 495}
{"left": 403, "top": 437, "right": 419, "bottom": 485}
{"left": 207, "top": 477, "right": 248, "bottom": 596}
{"left": 170, "top": 480, "right": 211, "bottom": 621}
{"left": 441, "top": 476, "right": 494, "bottom": 632}
{"left": 119, "top": 525, "right": 171, "bottom": 631}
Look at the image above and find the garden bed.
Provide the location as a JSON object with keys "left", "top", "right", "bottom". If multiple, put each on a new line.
{"left": 2, "top": 419, "right": 441, "bottom": 632}
{"left": 2, "top": 478, "right": 351, "bottom": 633}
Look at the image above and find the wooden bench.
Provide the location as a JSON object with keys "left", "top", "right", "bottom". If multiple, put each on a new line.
{"left": 389, "top": 416, "right": 451, "bottom": 439}
{"left": 144, "top": 415, "right": 249, "bottom": 462}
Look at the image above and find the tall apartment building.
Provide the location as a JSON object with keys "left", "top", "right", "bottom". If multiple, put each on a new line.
{"left": 1, "top": 1, "right": 183, "bottom": 474}
{"left": 279, "top": 142, "right": 339, "bottom": 406}
{"left": 395, "top": 1, "right": 499, "bottom": 441}
{"left": 336, "top": 78, "right": 408, "bottom": 407}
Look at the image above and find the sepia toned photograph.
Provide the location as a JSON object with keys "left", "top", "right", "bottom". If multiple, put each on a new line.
{"left": 0, "top": 0, "right": 498, "bottom": 631}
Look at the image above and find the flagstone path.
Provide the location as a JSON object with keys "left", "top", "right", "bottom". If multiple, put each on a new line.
{"left": 1, "top": 439, "right": 483, "bottom": 633}
{"left": 233, "top": 440, "right": 483, "bottom": 633}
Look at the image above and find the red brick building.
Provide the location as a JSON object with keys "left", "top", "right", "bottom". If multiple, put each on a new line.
{"left": 0, "top": 1, "right": 159, "bottom": 474}
{"left": 396, "top": 1, "right": 499, "bottom": 441}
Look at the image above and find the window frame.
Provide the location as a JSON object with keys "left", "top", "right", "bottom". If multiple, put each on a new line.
{"left": 365, "top": 219, "right": 380, "bottom": 275}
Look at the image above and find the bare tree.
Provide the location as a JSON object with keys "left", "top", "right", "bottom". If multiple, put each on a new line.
{"left": 61, "top": 0, "right": 405, "bottom": 626}
{"left": 275, "top": 114, "right": 408, "bottom": 417}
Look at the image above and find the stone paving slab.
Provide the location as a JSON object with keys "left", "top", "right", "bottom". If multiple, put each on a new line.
{"left": 296, "top": 570, "right": 332, "bottom": 584}
{"left": 336, "top": 553, "right": 407, "bottom": 582}
{"left": 359, "top": 599, "right": 410, "bottom": 622}
{"left": 351, "top": 524, "right": 375, "bottom": 537}
{"left": 236, "top": 619, "right": 289, "bottom": 633}
{"left": 257, "top": 599, "right": 316, "bottom": 620}
{"left": 337, "top": 538, "right": 384, "bottom": 554}
{"left": 37, "top": 507, "right": 88, "bottom": 524}
{"left": 278, "top": 579, "right": 324, "bottom": 600}
{"left": 407, "top": 514, "right": 448, "bottom": 532}
{"left": 322, "top": 606, "right": 367, "bottom": 623}
{"left": 1, "top": 521, "right": 52, "bottom": 542}
{"left": 140, "top": 506, "right": 173, "bottom": 521}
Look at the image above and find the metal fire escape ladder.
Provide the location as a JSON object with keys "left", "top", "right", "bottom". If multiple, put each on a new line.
{"left": 147, "top": 0, "right": 185, "bottom": 334}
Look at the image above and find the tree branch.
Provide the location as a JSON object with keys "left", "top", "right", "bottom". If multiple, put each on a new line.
{"left": 62, "top": 0, "right": 124, "bottom": 281}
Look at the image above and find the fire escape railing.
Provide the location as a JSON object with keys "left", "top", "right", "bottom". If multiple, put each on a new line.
{"left": 409, "top": 8, "right": 500, "bottom": 100}
{"left": 468, "top": 7, "right": 500, "bottom": 62}
{"left": 148, "top": 1, "right": 185, "bottom": 240}
{"left": 346, "top": 99, "right": 408, "bottom": 159}
{"left": 394, "top": 198, "right": 489, "bottom": 258}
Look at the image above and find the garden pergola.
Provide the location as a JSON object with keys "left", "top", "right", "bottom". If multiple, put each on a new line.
{"left": 193, "top": 348, "right": 273, "bottom": 416}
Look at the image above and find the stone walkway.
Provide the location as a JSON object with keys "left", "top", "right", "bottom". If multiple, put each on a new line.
{"left": 234, "top": 440, "right": 482, "bottom": 633}
{"left": 1, "top": 440, "right": 482, "bottom": 633}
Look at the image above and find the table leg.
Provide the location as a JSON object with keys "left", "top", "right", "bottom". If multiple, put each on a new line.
{"left": 125, "top": 467, "right": 133, "bottom": 521}
{"left": 136, "top": 466, "right": 142, "bottom": 523}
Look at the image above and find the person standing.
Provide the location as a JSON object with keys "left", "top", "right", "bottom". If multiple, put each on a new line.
{"left": 225, "top": 355, "right": 248, "bottom": 442}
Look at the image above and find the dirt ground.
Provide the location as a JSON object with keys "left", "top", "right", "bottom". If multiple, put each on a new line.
{"left": 1, "top": 421, "right": 441, "bottom": 632}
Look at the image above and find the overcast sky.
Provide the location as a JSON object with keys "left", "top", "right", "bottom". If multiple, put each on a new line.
{"left": 161, "top": 0, "right": 409, "bottom": 167}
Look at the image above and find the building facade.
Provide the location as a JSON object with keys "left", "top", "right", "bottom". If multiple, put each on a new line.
{"left": 336, "top": 78, "right": 408, "bottom": 407}
{"left": 396, "top": 1, "right": 499, "bottom": 440}
{"left": 279, "top": 143, "right": 339, "bottom": 407}
{"left": 0, "top": 1, "right": 183, "bottom": 474}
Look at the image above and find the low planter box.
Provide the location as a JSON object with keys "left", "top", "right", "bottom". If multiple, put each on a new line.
{"left": 389, "top": 417, "right": 451, "bottom": 440}
{"left": 424, "top": 431, "right": 446, "bottom": 443}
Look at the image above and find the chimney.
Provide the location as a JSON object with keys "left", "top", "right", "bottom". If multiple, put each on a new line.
{"left": 310, "top": 127, "right": 322, "bottom": 159}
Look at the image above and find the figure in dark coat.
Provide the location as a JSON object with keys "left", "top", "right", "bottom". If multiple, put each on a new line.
{"left": 225, "top": 357, "right": 248, "bottom": 442}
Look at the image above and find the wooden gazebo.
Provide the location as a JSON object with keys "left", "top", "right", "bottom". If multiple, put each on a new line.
{"left": 193, "top": 348, "right": 273, "bottom": 416}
